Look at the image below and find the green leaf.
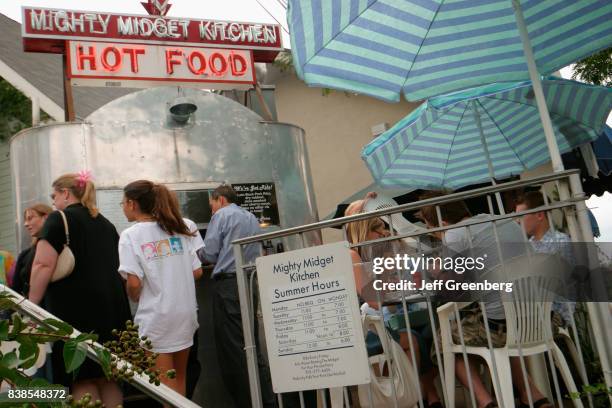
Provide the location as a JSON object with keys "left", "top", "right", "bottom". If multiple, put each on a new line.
{"left": 0, "top": 319, "right": 8, "bottom": 340}
{"left": 10, "top": 313, "right": 23, "bottom": 336}
{"left": 13, "top": 373, "right": 30, "bottom": 387}
{"left": 1, "top": 350, "right": 18, "bottom": 368}
{"left": 0, "top": 365, "right": 22, "bottom": 383}
{"left": 20, "top": 356, "right": 37, "bottom": 370}
{"left": 76, "top": 332, "right": 98, "bottom": 343}
{"left": 28, "top": 377, "right": 50, "bottom": 387}
{"left": 43, "top": 318, "right": 74, "bottom": 336}
{"left": 33, "top": 334, "right": 61, "bottom": 342}
{"left": 17, "top": 335, "right": 38, "bottom": 361}
{"left": 63, "top": 339, "right": 87, "bottom": 373}
{"left": 95, "top": 347, "right": 112, "bottom": 377}
{"left": 0, "top": 298, "right": 14, "bottom": 310}
{"left": 17, "top": 336, "right": 40, "bottom": 370}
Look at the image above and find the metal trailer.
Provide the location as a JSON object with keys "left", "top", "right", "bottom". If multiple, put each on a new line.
{"left": 8, "top": 86, "right": 321, "bottom": 406}
{"left": 10, "top": 86, "right": 320, "bottom": 252}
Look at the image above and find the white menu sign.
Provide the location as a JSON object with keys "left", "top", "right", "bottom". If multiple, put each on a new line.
{"left": 256, "top": 241, "right": 370, "bottom": 393}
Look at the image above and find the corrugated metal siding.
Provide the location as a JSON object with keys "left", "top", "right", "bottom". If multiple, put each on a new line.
{"left": 0, "top": 141, "right": 15, "bottom": 255}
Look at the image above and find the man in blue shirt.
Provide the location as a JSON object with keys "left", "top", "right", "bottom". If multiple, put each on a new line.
{"left": 199, "top": 185, "right": 275, "bottom": 408}
{"left": 515, "top": 191, "right": 576, "bottom": 326}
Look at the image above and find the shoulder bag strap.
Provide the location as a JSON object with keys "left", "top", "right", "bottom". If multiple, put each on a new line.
{"left": 58, "top": 210, "right": 70, "bottom": 246}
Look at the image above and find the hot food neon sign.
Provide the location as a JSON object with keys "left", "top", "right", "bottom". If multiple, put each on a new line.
{"left": 22, "top": 5, "right": 282, "bottom": 89}
{"left": 67, "top": 41, "right": 255, "bottom": 89}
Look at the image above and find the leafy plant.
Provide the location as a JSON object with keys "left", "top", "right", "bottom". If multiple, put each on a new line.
{"left": 0, "top": 77, "right": 52, "bottom": 141}
{"left": 272, "top": 51, "right": 346, "bottom": 97}
{"left": 273, "top": 51, "right": 294, "bottom": 73}
{"left": 568, "top": 382, "right": 612, "bottom": 407}
{"left": 567, "top": 302, "right": 612, "bottom": 407}
{"left": 572, "top": 47, "right": 612, "bottom": 87}
{"left": 0, "top": 292, "right": 173, "bottom": 407}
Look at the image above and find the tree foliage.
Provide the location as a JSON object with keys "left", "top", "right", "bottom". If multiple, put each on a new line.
{"left": 572, "top": 47, "right": 612, "bottom": 87}
{"left": 0, "top": 292, "right": 173, "bottom": 407}
{"left": 0, "top": 77, "right": 51, "bottom": 141}
{"left": 273, "top": 51, "right": 294, "bottom": 73}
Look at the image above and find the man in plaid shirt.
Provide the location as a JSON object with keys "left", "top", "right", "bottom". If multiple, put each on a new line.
{"left": 515, "top": 191, "right": 575, "bottom": 324}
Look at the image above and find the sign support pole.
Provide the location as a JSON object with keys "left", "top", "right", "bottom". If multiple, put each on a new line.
{"left": 62, "top": 53, "right": 75, "bottom": 122}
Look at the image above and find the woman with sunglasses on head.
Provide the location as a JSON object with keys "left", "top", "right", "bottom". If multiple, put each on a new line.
{"left": 29, "top": 172, "right": 131, "bottom": 407}
{"left": 11, "top": 204, "right": 52, "bottom": 297}
{"left": 346, "top": 194, "right": 442, "bottom": 408}
{"left": 118, "top": 180, "right": 202, "bottom": 397}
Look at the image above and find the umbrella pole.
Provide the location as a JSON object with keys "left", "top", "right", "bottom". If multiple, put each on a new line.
{"left": 512, "top": 0, "right": 564, "bottom": 172}
{"left": 472, "top": 101, "right": 506, "bottom": 214}
{"left": 514, "top": 1, "right": 612, "bottom": 396}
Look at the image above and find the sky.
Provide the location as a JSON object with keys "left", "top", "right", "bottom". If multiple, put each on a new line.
{"left": 1, "top": 0, "right": 611, "bottom": 241}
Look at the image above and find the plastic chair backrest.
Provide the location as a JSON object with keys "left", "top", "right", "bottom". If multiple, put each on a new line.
{"left": 490, "top": 253, "right": 566, "bottom": 347}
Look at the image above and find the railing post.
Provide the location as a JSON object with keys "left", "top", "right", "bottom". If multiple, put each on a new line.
{"left": 233, "top": 243, "right": 264, "bottom": 408}
{"left": 568, "top": 174, "right": 612, "bottom": 402}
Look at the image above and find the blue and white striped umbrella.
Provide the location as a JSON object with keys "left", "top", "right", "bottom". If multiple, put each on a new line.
{"left": 288, "top": 0, "right": 612, "bottom": 102}
{"left": 361, "top": 78, "right": 612, "bottom": 189}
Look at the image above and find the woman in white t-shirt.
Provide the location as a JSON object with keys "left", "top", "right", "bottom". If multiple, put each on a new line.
{"left": 118, "top": 180, "right": 202, "bottom": 396}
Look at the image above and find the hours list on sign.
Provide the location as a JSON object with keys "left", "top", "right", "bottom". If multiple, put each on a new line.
{"left": 271, "top": 290, "right": 354, "bottom": 356}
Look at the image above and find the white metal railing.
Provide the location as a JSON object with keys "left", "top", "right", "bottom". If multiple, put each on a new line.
{"left": 0, "top": 284, "right": 201, "bottom": 408}
{"left": 232, "top": 169, "right": 612, "bottom": 408}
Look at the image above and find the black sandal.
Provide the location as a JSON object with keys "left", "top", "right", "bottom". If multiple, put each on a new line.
{"left": 518, "top": 398, "right": 552, "bottom": 408}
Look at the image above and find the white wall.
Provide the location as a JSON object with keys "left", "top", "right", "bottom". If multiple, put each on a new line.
{"left": 271, "top": 68, "right": 419, "bottom": 240}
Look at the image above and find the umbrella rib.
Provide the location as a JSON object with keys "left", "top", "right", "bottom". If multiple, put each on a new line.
{"left": 440, "top": 102, "right": 470, "bottom": 189}
{"left": 486, "top": 91, "right": 607, "bottom": 132}
{"left": 400, "top": 0, "right": 446, "bottom": 98}
{"left": 476, "top": 98, "right": 528, "bottom": 169}
{"left": 376, "top": 103, "right": 452, "bottom": 183}
{"left": 301, "top": 0, "right": 380, "bottom": 68}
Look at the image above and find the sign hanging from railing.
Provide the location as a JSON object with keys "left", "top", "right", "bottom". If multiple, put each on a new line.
{"left": 67, "top": 41, "right": 256, "bottom": 89}
{"left": 256, "top": 241, "right": 370, "bottom": 393}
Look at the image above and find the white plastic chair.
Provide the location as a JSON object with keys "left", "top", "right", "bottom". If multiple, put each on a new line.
{"left": 555, "top": 326, "right": 590, "bottom": 393}
{"left": 437, "top": 253, "right": 584, "bottom": 408}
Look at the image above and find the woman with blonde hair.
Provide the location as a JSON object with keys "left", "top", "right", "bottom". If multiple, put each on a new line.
{"left": 346, "top": 193, "right": 442, "bottom": 407}
{"left": 29, "top": 172, "right": 131, "bottom": 407}
{"left": 11, "top": 203, "right": 52, "bottom": 297}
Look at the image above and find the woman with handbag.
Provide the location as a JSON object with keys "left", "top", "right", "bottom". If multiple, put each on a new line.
{"left": 118, "top": 180, "right": 202, "bottom": 397}
{"left": 29, "top": 172, "right": 131, "bottom": 407}
{"left": 11, "top": 203, "right": 52, "bottom": 297}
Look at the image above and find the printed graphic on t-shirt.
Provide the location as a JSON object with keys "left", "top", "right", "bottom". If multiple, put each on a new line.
{"left": 141, "top": 237, "right": 185, "bottom": 260}
{"left": 169, "top": 237, "right": 183, "bottom": 253}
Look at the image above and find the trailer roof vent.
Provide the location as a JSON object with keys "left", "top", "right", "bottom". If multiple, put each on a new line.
{"left": 169, "top": 97, "right": 197, "bottom": 124}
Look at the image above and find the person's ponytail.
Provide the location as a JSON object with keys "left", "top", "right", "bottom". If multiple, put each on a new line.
{"left": 124, "top": 180, "right": 194, "bottom": 236}
{"left": 151, "top": 184, "right": 193, "bottom": 236}
{"left": 80, "top": 180, "right": 98, "bottom": 217}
